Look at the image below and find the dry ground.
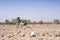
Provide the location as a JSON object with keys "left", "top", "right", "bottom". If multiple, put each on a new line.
{"left": 0, "top": 24, "right": 60, "bottom": 40}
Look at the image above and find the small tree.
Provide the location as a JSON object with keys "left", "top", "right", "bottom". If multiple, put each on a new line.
{"left": 25, "top": 19, "right": 31, "bottom": 24}
{"left": 5, "top": 19, "right": 9, "bottom": 25}
{"left": 38, "top": 20, "right": 43, "bottom": 24}
{"left": 53, "top": 19, "right": 59, "bottom": 24}
{"left": 32, "top": 21, "right": 37, "bottom": 24}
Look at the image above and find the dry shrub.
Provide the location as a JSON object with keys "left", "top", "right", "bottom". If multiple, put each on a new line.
{"left": 53, "top": 19, "right": 59, "bottom": 24}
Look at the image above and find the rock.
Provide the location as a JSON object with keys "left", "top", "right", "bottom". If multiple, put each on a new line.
{"left": 1, "top": 35, "right": 4, "bottom": 37}
{"left": 30, "top": 31, "right": 36, "bottom": 37}
{"left": 19, "top": 32, "right": 25, "bottom": 37}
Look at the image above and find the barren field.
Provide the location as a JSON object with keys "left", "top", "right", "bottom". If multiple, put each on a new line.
{"left": 0, "top": 24, "right": 60, "bottom": 40}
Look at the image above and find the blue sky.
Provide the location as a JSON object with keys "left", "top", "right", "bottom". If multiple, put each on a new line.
{"left": 0, "top": 0, "right": 60, "bottom": 22}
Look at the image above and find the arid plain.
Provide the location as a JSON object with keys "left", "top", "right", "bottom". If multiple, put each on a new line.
{"left": 0, "top": 24, "right": 60, "bottom": 40}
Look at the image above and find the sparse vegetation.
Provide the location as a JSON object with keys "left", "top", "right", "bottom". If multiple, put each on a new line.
{"left": 38, "top": 20, "right": 43, "bottom": 24}
{"left": 53, "top": 19, "right": 59, "bottom": 24}
{"left": 5, "top": 19, "right": 9, "bottom": 25}
{"left": 0, "top": 17, "right": 60, "bottom": 25}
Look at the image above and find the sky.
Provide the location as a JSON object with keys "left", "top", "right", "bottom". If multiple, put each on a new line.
{"left": 0, "top": 0, "right": 60, "bottom": 22}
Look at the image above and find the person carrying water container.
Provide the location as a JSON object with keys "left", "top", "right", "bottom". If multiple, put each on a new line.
{"left": 16, "top": 17, "right": 20, "bottom": 28}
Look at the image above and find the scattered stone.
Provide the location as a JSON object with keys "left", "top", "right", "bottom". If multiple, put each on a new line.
{"left": 55, "top": 34, "right": 60, "bottom": 37}
{"left": 16, "top": 25, "right": 19, "bottom": 28}
{"left": 46, "top": 32, "right": 49, "bottom": 34}
{"left": 1, "top": 38, "right": 5, "bottom": 40}
{"left": 38, "top": 38, "right": 43, "bottom": 40}
{"left": 1, "top": 35, "right": 4, "bottom": 37}
{"left": 42, "top": 33, "right": 45, "bottom": 36}
{"left": 19, "top": 32, "right": 25, "bottom": 37}
{"left": 17, "top": 31, "right": 21, "bottom": 34}
{"left": 30, "top": 31, "right": 36, "bottom": 37}
{"left": 8, "top": 34, "right": 13, "bottom": 38}
{"left": 24, "top": 26, "right": 31, "bottom": 30}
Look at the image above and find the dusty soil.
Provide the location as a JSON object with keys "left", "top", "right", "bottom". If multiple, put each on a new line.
{"left": 0, "top": 24, "right": 60, "bottom": 40}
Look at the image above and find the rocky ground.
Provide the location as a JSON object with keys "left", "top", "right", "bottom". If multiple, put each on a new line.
{"left": 0, "top": 24, "right": 60, "bottom": 40}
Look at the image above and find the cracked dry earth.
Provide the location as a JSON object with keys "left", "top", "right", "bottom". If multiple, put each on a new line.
{"left": 0, "top": 24, "right": 60, "bottom": 40}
